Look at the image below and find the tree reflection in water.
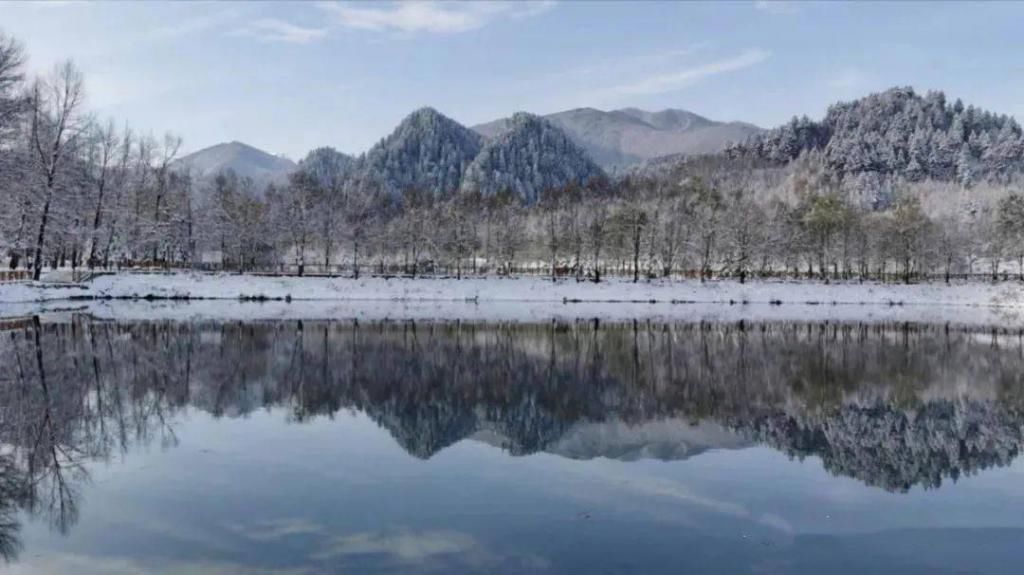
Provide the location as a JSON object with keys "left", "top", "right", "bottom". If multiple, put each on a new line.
{"left": 2, "top": 316, "right": 1024, "bottom": 560}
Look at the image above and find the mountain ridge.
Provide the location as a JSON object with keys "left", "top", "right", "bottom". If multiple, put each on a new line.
{"left": 174, "top": 141, "right": 297, "bottom": 189}
{"left": 473, "top": 106, "right": 761, "bottom": 167}
{"left": 174, "top": 105, "right": 759, "bottom": 196}
{"left": 178, "top": 86, "right": 1024, "bottom": 199}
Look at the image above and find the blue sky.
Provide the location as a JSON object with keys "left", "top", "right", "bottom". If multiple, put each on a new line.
{"left": 3, "top": 1, "right": 1024, "bottom": 159}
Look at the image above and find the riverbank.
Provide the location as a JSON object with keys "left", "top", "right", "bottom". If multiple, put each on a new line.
{"left": 2, "top": 272, "right": 1023, "bottom": 307}
{"left": 2, "top": 273, "right": 1024, "bottom": 327}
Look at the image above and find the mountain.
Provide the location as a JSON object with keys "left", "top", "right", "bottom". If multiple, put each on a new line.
{"left": 545, "top": 418, "right": 748, "bottom": 461}
{"left": 618, "top": 107, "right": 716, "bottom": 131}
{"left": 174, "top": 141, "right": 296, "bottom": 189}
{"left": 473, "top": 418, "right": 749, "bottom": 462}
{"left": 352, "top": 107, "right": 484, "bottom": 196}
{"left": 728, "top": 86, "right": 1024, "bottom": 185}
{"left": 462, "top": 112, "right": 605, "bottom": 202}
{"left": 473, "top": 107, "right": 760, "bottom": 168}
{"left": 297, "top": 147, "right": 357, "bottom": 188}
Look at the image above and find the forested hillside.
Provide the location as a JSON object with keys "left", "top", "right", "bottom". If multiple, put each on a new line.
{"left": 730, "top": 87, "right": 1024, "bottom": 186}
{"left": 462, "top": 112, "right": 605, "bottom": 202}
{"left": 326, "top": 107, "right": 604, "bottom": 202}
{"left": 349, "top": 107, "right": 483, "bottom": 197}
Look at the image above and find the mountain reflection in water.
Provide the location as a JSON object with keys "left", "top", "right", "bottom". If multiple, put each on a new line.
{"left": 1, "top": 316, "right": 1024, "bottom": 568}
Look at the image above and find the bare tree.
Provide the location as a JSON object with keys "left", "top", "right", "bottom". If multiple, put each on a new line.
{"left": 85, "top": 119, "right": 119, "bottom": 268}
{"left": 0, "top": 33, "right": 27, "bottom": 270}
{"left": 584, "top": 202, "right": 608, "bottom": 282}
{"left": 538, "top": 189, "right": 563, "bottom": 282}
{"left": 0, "top": 32, "right": 25, "bottom": 139}
{"left": 28, "top": 61, "right": 86, "bottom": 280}
{"left": 101, "top": 125, "right": 133, "bottom": 268}
{"left": 934, "top": 212, "right": 965, "bottom": 283}
{"left": 270, "top": 171, "right": 319, "bottom": 276}
{"left": 439, "top": 195, "right": 478, "bottom": 279}
{"left": 723, "top": 188, "right": 763, "bottom": 283}
{"left": 800, "top": 191, "right": 846, "bottom": 280}
{"left": 300, "top": 147, "right": 352, "bottom": 273}
{"left": 614, "top": 204, "right": 648, "bottom": 283}
{"left": 688, "top": 178, "right": 723, "bottom": 282}
{"left": 886, "top": 197, "right": 932, "bottom": 284}
{"left": 492, "top": 190, "right": 525, "bottom": 276}
{"left": 997, "top": 192, "right": 1024, "bottom": 281}
{"left": 127, "top": 134, "right": 153, "bottom": 262}
{"left": 150, "top": 133, "right": 182, "bottom": 264}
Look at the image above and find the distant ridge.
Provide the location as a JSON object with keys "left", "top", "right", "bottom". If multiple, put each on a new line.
{"left": 473, "top": 107, "right": 761, "bottom": 167}
{"left": 175, "top": 106, "right": 758, "bottom": 197}
{"left": 174, "top": 141, "right": 296, "bottom": 190}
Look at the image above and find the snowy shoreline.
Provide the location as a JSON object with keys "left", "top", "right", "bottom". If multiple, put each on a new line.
{"left": 2, "top": 272, "right": 1024, "bottom": 306}
{"left": 2, "top": 273, "right": 1024, "bottom": 327}
{"left": 5, "top": 298, "right": 1021, "bottom": 329}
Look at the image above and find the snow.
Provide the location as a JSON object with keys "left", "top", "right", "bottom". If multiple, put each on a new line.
{"left": 3, "top": 272, "right": 1024, "bottom": 306}
{"left": 3, "top": 272, "right": 1024, "bottom": 327}
{"left": 12, "top": 299, "right": 1022, "bottom": 328}
{"left": 0, "top": 281, "right": 90, "bottom": 304}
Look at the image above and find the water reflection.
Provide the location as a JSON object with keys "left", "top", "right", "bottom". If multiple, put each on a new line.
{"left": 1, "top": 316, "right": 1024, "bottom": 564}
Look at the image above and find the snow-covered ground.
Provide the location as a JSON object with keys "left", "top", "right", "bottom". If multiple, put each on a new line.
{"left": 8, "top": 298, "right": 1020, "bottom": 328}
{"left": 3, "top": 272, "right": 1024, "bottom": 307}
{"left": 2, "top": 272, "right": 1024, "bottom": 326}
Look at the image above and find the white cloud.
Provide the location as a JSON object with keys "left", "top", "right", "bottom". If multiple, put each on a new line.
{"left": 153, "top": 10, "right": 240, "bottom": 40}
{"left": 232, "top": 19, "right": 329, "bottom": 45}
{"left": 607, "top": 49, "right": 771, "bottom": 96}
{"left": 313, "top": 528, "right": 551, "bottom": 571}
{"left": 317, "top": 1, "right": 556, "bottom": 34}
{"left": 757, "top": 512, "right": 795, "bottom": 534}
{"left": 510, "top": 1, "right": 558, "bottom": 20}
{"left": 225, "top": 518, "right": 326, "bottom": 542}
{"left": 599, "top": 473, "right": 752, "bottom": 517}
{"left": 754, "top": 1, "right": 801, "bottom": 15}
{"left": 313, "top": 529, "right": 480, "bottom": 562}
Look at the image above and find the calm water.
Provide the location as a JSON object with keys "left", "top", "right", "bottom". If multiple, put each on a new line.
{"left": 2, "top": 317, "right": 1024, "bottom": 574}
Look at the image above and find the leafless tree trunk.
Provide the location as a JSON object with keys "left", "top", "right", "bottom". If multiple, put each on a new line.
{"left": 29, "top": 62, "right": 85, "bottom": 281}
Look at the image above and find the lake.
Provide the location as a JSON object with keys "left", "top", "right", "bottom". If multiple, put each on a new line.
{"left": 2, "top": 316, "right": 1023, "bottom": 574}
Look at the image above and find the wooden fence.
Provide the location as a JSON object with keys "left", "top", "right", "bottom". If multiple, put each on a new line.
{"left": 0, "top": 316, "right": 34, "bottom": 331}
{"left": 0, "top": 270, "right": 31, "bottom": 283}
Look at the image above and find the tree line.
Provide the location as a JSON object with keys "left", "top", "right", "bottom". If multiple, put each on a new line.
{"left": 153, "top": 151, "right": 1024, "bottom": 285}
{"left": 0, "top": 33, "right": 190, "bottom": 280}
{"left": 3, "top": 31, "right": 1024, "bottom": 284}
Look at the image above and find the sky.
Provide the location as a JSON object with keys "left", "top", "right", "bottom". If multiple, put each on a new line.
{"left": 3, "top": 1, "right": 1024, "bottom": 159}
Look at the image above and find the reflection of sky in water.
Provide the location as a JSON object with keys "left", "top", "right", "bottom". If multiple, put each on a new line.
{"left": 4, "top": 318, "right": 1024, "bottom": 574}
{"left": 11, "top": 408, "right": 1024, "bottom": 575}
